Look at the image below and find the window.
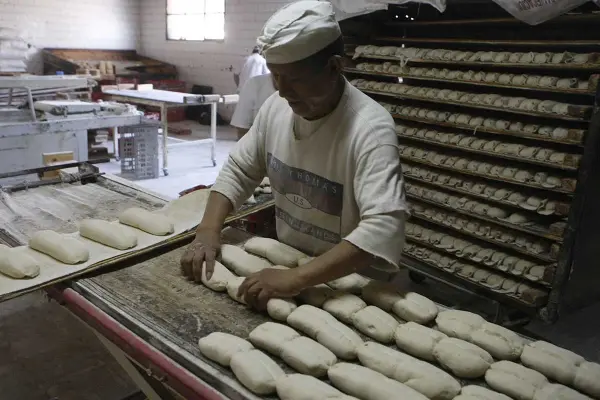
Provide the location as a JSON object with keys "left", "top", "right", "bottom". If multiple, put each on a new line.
{"left": 166, "top": 0, "right": 225, "bottom": 41}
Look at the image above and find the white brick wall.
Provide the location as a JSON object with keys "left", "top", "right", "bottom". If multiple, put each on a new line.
{"left": 0, "top": 0, "right": 140, "bottom": 73}
{"left": 139, "top": 0, "right": 294, "bottom": 118}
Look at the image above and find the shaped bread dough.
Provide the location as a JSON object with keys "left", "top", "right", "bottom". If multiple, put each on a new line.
{"left": 266, "top": 298, "right": 297, "bottom": 321}
{"left": 351, "top": 306, "right": 400, "bottom": 343}
{"left": 392, "top": 292, "right": 439, "bottom": 324}
{"left": 281, "top": 336, "right": 338, "bottom": 377}
{"left": 29, "top": 230, "right": 89, "bottom": 264}
{"left": 243, "top": 237, "right": 306, "bottom": 267}
{"left": 328, "top": 363, "right": 429, "bottom": 400}
{"left": 226, "top": 276, "right": 246, "bottom": 303}
{"left": 433, "top": 338, "right": 493, "bottom": 378}
{"left": 455, "top": 386, "right": 513, "bottom": 400}
{"left": 287, "top": 305, "right": 363, "bottom": 360}
{"left": 470, "top": 322, "right": 525, "bottom": 360}
{"left": 323, "top": 293, "right": 367, "bottom": 323}
{"left": 327, "top": 273, "right": 370, "bottom": 294}
{"left": 198, "top": 332, "right": 254, "bottom": 366}
{"left": 485, "top": 360, "right": 548, "bottom": 400}
{"left": 358, "top": 341, "right": 461, "bottom": 400}
{"left": 533, "top": 383, "right": 593, "bottom": 400}
{"left": 395, "top": 322, "right": 447, "bottom": 361}
{"left": 276, "top": 374, "right": 359, "bottom": 400}
{"left": 361, "top": 281, "right": 404, "bottom": 311}
{"left": 230, "top": 349, "right": 285, "bottom": 395}
{"left": 0, "top": 245, "right": 40, "bottom": 279}
{"left": 118, "top": 208, "right": 174, "bottom": 235}
{"left": 201, "top": 261, "right": 235, "bottom": 292}
{"left": 436, "top": 310, "right": 485, "bottom": 340}
{"left": 249, "top": 322, "right": 300, "bottom": 356}
{"left": 220, "top": 244, "right": 272, "bottom": 276}
{"left": 79, "top": 219, "right": 137, "bottom": 250}
{"left": 574, "top": 361, "right": 600, "bottom": 398}
{"left": 520, "top": 341, "right": 584, "bottom": 384}
{"left": 298, "top": 284, "right": 336, "bottom": 307}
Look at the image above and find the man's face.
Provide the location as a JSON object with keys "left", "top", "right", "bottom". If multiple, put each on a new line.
{"left": 268, "top": 57, "right": 341, "bottom": 119}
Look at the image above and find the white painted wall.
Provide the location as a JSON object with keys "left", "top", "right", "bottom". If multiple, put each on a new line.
{"left": 138, "top": 0, "right": 294, "bottom": 118}
{"left": 0, "top": 0, "right": 140, "bottom": 73}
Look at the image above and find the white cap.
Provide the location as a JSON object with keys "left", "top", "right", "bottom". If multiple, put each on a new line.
{"left": 257, "top": 1, "right": 342, "bottom": 64}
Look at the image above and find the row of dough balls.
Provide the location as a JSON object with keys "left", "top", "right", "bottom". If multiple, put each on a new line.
{"left": 352, "top": 79, "right": 576, "bottom": 116}
{"left": 434, "top": 310, "right": 600, "bottom": 399}
{"left": 355, "top": 62, "right": 591, "bottom": 91}
{"left": 354, "top": 45, "right": 596, "bottom": 65}
{"left": 398, "top": 144, "right": 569, "bottom": 191}
{"left": 0, "top": 207, "right": 175, "bottom": 280}
{"left": 405, "top": 222, "right": 549, "bottom": 282}
{"left": 409, "top": 202, "right": 552, "bottom": 255}
{"left": 398, "top": 124, "right": 581, "bottom": 168}
{"left": 379, "top": 101, "right": 584, "bottom": 142}
{"left": 403, "top": 243, "right": 547, "bottom": 304}
{"left": 402, "top": 163, "right": 562, "bottom": 217}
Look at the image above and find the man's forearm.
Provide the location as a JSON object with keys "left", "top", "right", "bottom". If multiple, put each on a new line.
{"left": 295, "top": 240, "right": 373, "bottom": 287}
{"left": 197, "top": 191, "right": 234, "bottom": 232}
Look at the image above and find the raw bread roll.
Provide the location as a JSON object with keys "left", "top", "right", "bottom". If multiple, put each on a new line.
{"left": 280, "top": 336, "right": 337, "bottom": 377}
{"left": 485, "top": 360, "right": 548, "bottom": 400}
{"left": 469, "top": 322, "right": 525, "bottom": 360}
{"left": 433, "top": 337, "right": 493, "bottom": 378}
{"left": 351, "top": 306, "right": 399, "bottom": 343}
{"left": 287, "top": 305, "right": 363, "bottom": 360}
{"left": 244, "top": 237, "right": 306, "bottom": 267}
{"left": 230, "top": 349, "right": 285, "bottom": 395}
{"left": 392, "top": 292, "right": 438, "bottom": 324}
{"left": 455, "top": 386, "right": 513, "bottom": 400}
{"left": 29, "top": 230, "right": 89, "bottom": 264}
{"left": 266, "top": 298, "right": 297, "bottom": 321}
{"left": 276, "top": 374, "right": 359, "bottom": 400}
{"left": 357, "top": 341, "right": 461, "bottom": 400}
{"left": 323, "top": 293, "right": 367, "bottom": 323}
{"left": 362, "top": 280, "right": 404, "bottom": 310}
{"left": 226, "top": 276, "right": 246, "bottom": 303}
{"left": 118, "top": 208, "right": 174, "bottom": 235}
{"left": 436, "top": 310, "right": 485, "bottom": 340}
{"left": 201, "top": 261, "right": 235, "bottom": 291}
{"left": 327, "top": 273, "right": 370, "bottom": 294}
{"left": 0, "top": 245, "right": 40, "bottom": 279}
{"left": 249, "top": 322, "right": 299, "bottom": 355}
{"left": 394, "top": 321, "right": 447, "bottom": 361}
{"left": 574, "top": 362, "right": 600, "bottom": 398}
{"left": 297, "top": 256, "right": 314, "bottom": 266}
{"left": 198, "top": 332, "right": 254, "bottom": 366}
{"left": 520, "top": 341, "right": 584, "bottom": 384}
{"left": 298, "top": 284, "right": 336, "bottom": 307}
{"left": 328, "top": 363, "right": 429, "bottom": 400}
{"left": 79, "top": 219, "right": 137, "bottom": 250}
{"left": 220, "top": 244, "right": 272, "bottom": 276}
{"left": 533, "top": 384, "right": 592, "bottom": 400}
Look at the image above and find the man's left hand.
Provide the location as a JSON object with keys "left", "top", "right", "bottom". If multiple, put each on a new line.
{"left": 237, "top": 268, "right": 305, "bottom": 310}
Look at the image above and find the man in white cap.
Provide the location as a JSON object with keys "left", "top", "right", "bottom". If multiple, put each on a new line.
{"left": 235, "top": 45, "right": 270, "bottom": 93}
{"left": 181, "top": 0, "right": 407, "bottom": 309}
{"left": 230, "top": 72, "right": 277, "bottom": 139}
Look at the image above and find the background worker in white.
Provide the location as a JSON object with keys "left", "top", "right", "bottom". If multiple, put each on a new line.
{"left": 181, "top": 1, "right": 407, "bottom": 310}
{"left": 235, "top": 46, "right": 269, "bottom": 93}
{"left": 230, "top": 73, "right": 277, "bottom": 139}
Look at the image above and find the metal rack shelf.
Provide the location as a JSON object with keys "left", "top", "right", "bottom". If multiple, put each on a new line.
{"left": 373, "top": 37, "right": 600, "bottom": 47}
{"left": 345, "top": 68, "right": 597, "bottom": 96}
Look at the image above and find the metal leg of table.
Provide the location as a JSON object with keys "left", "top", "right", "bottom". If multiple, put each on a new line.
{"left": 210, "top": 103, "right": 217, "bottom": 167}
{"left": 161, "top": 104, "right": 169, "bottom": 176}
{"left": 113, "top": 127, "right": 120, "bottom": 161}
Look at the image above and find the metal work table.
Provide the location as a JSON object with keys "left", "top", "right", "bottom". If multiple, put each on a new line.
{"left": 103, "top": 88, "right": 239, "bottom": 176}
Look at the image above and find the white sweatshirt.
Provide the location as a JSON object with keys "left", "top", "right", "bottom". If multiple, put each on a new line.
{"left": 212, "top": 80, "right": 407, "bottom": 267}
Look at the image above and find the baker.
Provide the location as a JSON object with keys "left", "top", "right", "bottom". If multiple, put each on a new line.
{"left": 230, "top": 72, "right": 277, "bottom": 139}
{"left": 181, "top": 0, "right": 407, "bottom": 310}
{"left": 235, "top": 45, "right": 270, "bottom": 93}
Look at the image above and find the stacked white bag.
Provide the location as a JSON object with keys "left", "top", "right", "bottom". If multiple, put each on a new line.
{"left": 0, "top": 27, "right": 29, "bottom": 73}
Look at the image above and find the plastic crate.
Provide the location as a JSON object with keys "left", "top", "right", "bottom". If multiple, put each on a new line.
{"left": 119, "top": 124, "right": 160, "bottom": 180}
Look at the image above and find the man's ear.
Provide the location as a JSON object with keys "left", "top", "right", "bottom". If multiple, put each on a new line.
{"left": 328, "top": 55, "right": 343, "bottom": 73}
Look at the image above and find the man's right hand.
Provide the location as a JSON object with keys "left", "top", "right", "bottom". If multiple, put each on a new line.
{"left": 180, "top": 228, "right": 222, "bottom": 283}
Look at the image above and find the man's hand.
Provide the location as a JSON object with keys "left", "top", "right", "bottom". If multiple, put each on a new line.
{"left": 180, "top": 228, "right": 221, "bottom": 282}
{"left": 237, "top": 268, "right": 306, "bottom": 310}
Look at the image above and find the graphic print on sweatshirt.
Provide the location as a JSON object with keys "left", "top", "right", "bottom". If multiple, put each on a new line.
{"left": 267, "top": 153, "right": 343, "bottom": 244}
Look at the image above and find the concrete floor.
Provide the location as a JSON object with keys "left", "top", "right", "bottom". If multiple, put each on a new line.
{"left": 1, "top": 120, "right": 599, "bottom": 398}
